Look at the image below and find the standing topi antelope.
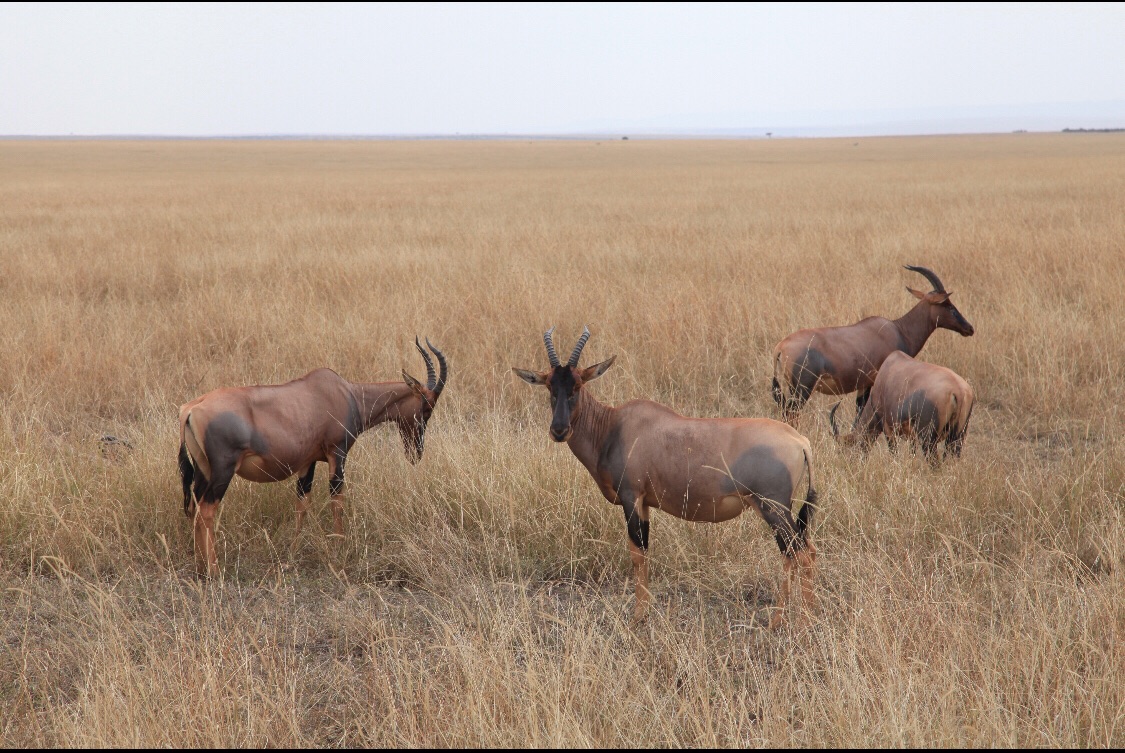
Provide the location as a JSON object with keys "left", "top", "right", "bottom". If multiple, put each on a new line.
{"left": 772, "top": 265, "right": 974, "bottom": 426}
{"left": 178, "top": 338, "right": 448, "bottom": 576}
{"left": 829, "top": 351, "right": 974, "bottom": 463}
{"left": 513, "top": 327, "right": 818, "bottom": 626}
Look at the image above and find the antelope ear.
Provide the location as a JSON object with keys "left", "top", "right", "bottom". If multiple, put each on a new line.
{"left": 580, "top": 355, "right": 616, "bottom": 382}
{"left": 927, "top": 291, "right": 951, "bottom": 304}
{"left": 402, "top": 371, "right": 425, "bottom": 393}
{"left": 906, "top": 286, "right": 926, "bottom": 300}
{"left": 512, "top": 367, "right": 549, "bottom": 386}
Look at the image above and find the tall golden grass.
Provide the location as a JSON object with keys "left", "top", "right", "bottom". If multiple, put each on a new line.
{"left": 1, "top": 135, "right": 1122, "bottom": 746}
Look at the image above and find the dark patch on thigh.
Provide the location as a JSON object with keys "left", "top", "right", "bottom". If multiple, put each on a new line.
{"left": 721, "top": 446, "right": 807, "bottom": 552}
{"left": 898, "top": 389, "right": 939, "bottom": 439}
{"left": 791, "top": 348, "right": 832, "bottom": 398}
{"left": 205, "top": 411, "right": 270, "bottom": 460}
{"left": 194, "top": 466, "right": 235, "bottom": 505}
{"left": 196, "top": 412, "right": 268, "bottom": 504}
{"left": 719, "top": 445, "right": 794, "bottom": 512}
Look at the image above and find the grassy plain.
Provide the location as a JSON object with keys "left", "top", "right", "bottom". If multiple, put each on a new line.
{"left": 1, "top": 135, "right": 1123, "bottom": 746}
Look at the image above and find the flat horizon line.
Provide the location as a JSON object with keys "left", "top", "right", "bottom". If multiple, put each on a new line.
{"left": 3, "top": 128, "right": 1112, "bottom": 142}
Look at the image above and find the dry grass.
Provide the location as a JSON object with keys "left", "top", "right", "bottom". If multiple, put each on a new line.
{"left": 1, "top": 134, "right": 1123, "bottom": 746}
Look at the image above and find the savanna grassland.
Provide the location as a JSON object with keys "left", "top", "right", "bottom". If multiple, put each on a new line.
{"left": 1, "top": 135, "right": 1123, "bottom": 746}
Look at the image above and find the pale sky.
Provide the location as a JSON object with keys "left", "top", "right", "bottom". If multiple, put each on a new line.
{"left": 2, "top": 2, "right": 1124, "bottom": 136}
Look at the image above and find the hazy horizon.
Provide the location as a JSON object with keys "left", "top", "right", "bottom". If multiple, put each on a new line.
{"left": 3, "top": 3, "right": 1125, "bottom": 138}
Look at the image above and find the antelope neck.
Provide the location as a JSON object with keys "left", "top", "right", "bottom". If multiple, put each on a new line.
{"left": 565, "top": 388, "right": 616, "bottom": 474}
{"left": 892, "top": 300, "right": 936, "bottom": 357}
{"left": 351, "top": 382, "right": 416, "bottom": 432}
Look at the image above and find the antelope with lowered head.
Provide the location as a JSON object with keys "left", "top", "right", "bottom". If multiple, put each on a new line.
{"left": 514, "top": 327, "right": 818, "bottom": 626}
{"left": 178, "top": 338, "right": 448, "bottom": 576}
{"left": 772, "top": 265, "right": 974, "bottom": 426}
{"left": 829, "top": 351, "right": 974, "bottom": 463}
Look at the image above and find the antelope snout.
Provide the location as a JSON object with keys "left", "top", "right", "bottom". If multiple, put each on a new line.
{"left": 550, "top": 426, "right": 572, "bottom": 442}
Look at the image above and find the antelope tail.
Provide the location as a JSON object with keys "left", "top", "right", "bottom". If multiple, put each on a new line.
{"left": 180, "top": 412, "right": 213, "bottom": 516}
{"left": 795, "top": 446, "right": 817, "bottom": 544}
{"left": 945, "top": 393, "right": 959, "bottom": 441}
{"left": 182, "top": 413, "right": 211, "bottom": 477}
{"left": 178, "top": 439, "right": 194, "bottom": 514}
{"left": 771, "top": 352, "right": 786, "bottom": 406}
{"left": 947, "top": 394, "right": 973, "bottom": 448}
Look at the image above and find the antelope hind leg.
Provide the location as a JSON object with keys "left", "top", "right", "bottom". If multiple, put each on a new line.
{"left": 796, "top": 546, "right": 818, "bottom": 617}
{"left": 194, "top": 502, "right": 220, "bottom": 578}
{"left": 769, "top": 554, "right": 797, "bottom": 629}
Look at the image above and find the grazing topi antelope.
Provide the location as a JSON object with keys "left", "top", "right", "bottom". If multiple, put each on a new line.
{"left": 772, "top": 265, "right": 974, "bottom": 426}
{"left": 514, "top": 327, "right": 818, "bottom": 626}
{"left": 178, "top": 338, "right": 448, "bottom": 576}
{"left": 829, "top": 351, "right": 974, "bottom": 463}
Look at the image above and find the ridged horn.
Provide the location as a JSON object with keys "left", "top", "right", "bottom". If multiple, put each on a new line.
{"left": 567, "top": 326, "right": 591, "bottom": 367}
{"left": 543, "top": 327, "right": 561, "bottom": 367}
{"left": 904, "top": 265, "right": 946, "bottom": 293}
{"left": 415, "top": 337, "right": 437, "bottom": 389}
{"left": 426, "top": 338, "right": 448, "bottom": 397}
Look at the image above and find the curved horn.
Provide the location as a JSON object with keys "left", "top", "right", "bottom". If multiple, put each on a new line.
{"left": 829, "top": 402, "right": 842, "bottom": 437}
{"left": 904, "top": 265, "right": 946, "bottom": 293}
{"left": 415, "top": 337, "right": 437, "bottom": 389}
{"left": 425, "top": 338, "right": 448, "bottom": 397}
{"left": 543, "top": 327, "right": 561, "bottom": 367}
{"left": 567, "top": 326, "right": 591, "bottom": 368}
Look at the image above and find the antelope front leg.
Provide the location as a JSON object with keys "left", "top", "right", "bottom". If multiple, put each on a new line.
{"left": 294, "top": 464, "right": 316, "bottom": 537}
{"left": 327, "top": 451, "right": 347, "bottom": 539}
{"left": 621, "top": 494, "right": 651, "bottom": 624}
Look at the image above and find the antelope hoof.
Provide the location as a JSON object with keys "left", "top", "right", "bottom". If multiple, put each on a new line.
{"left": 195, "top": 564, "right": 219, "bottom": 580}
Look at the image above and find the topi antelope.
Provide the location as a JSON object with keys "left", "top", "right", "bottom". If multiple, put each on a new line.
{"left": 829, "top": 351, "right": 974, "bottom": 463}
{"left": 514, "top": 327, "right": 818, "bottom": 626}
{"left": 772, "top": 265, "right": 974, "bottom": 426}
{"left": 178, "top": 338, "right": 447, "bottom": 576}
